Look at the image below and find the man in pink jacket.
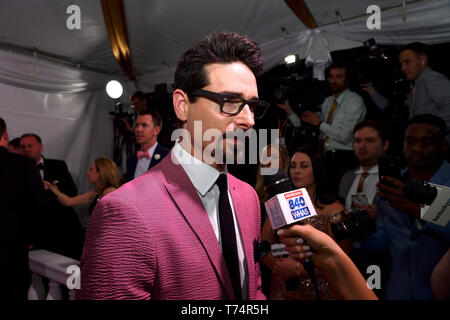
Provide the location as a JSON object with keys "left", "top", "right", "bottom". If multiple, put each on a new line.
{"left": 78, "top": 31, "right": 269, "bottom": 300}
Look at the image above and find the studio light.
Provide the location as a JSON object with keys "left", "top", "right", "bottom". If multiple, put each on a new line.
{"left": 106, "top": 80, "right": 123, "bottom": 99}
{"left": 284, "top": 54, "right": 297, "bottom": 65}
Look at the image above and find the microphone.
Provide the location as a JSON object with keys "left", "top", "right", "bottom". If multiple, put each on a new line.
{"left": 263, "top": 169, "right": 318, "bottom": 229}
{"left": 404, "top": 179, "right": 450, "bottom": 226}
{"left": 263, "top": 169, "right": 321, "bottom": 299}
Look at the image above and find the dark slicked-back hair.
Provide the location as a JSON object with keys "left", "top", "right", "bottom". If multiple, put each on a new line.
{"left": 407, "top": 114, "right": 447, "bottom": 141}
{"left": 400, "top": 42, "right": 429, "bottom": 58}
{"left": 21, "top": 133, "right": 42, "bottom": 144}
{"left": 0, "top": 117, "right": 6, "bottom": 139}
{"left": 174, "top": 31, "right": 263, "bottom": 102}
{"left": 353, "top": 119, "right": 389, "bottom": 143}
{"left": 328, "top": 61, "right": 349, "bottom": 74}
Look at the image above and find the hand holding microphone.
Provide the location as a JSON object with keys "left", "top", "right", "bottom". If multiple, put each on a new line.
{"left": 277, "top": 224, "right": 378, "bottom": 300}
{"left": 277, "top": 224, "right": 342, "bottom": 270}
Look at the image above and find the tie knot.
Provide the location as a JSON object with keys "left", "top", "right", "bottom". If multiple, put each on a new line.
{"left": 37, "top": 163, "right": 44, "bottom": 170}
{"left": 361, "top": 171, "right": 369, "bottom": 178}
{"left": 216, "top": 174, "right": 228, "bottom": 193}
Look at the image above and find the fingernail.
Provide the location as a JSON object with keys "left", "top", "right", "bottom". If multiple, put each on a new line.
{"left": 296, "top": 238, "right": 304, "bottom": 244}
{"left": 306, "top": 252, "right": 313, "bottom": 257}
{"left": 277, "top": 229, "right": 284, "bottom": 236}
{"left": 303, "top": 245, "right": 310, "bottom": 251}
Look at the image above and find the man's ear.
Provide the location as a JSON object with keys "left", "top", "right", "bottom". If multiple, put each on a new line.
{"left": 173, "top": 89, "right": 189, "bottom": 122}
{"left": 154, "top": 125, "right": 162, "bottom": 136}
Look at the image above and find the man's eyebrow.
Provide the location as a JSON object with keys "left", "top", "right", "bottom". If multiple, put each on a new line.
{"left": 220, "top": 91, "right": 259, "bottom": 100}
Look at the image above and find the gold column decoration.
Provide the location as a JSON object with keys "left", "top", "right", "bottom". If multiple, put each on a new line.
{"left": 284, "top": 0, "right": 318, "bottom": 29}
{"left": 101, "top": 0, "right": 135, "bottom": 80}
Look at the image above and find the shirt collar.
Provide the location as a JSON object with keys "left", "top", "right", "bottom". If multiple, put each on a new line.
{"left": 334, "top": 88, "right": 349, "bottom": 104}
{"left": 141, "top": 142, "right": 158, "bottom": 159}
{"left": 416, "top": 67, "right": 431, "bottom": 83}
{"left": 355, "top": 165, "right": 378, "bottom": 174}
{"left": 37, "top": 157, "right": 44, "bottom": 167}
{"left": 173, "top": 141, "right": 224, "bottom": 197}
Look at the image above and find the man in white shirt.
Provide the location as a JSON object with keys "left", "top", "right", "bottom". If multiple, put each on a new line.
{"left": 125, "top": 109, "right": 169, "bottom": 182}
{"left": 280, "top": 62, "right": 367, "bottom": 192}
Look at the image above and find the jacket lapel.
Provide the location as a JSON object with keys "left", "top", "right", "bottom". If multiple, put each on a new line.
{"left": 162, "top": 154, "right": 235, "bottom": 299}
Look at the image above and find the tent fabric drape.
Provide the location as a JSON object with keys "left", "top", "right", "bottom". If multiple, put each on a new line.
{"left": 0, "top": 50, "right": 116, "bottom": 227}
{"left": 0, "top": 50, "right": 112, "bottom": 93}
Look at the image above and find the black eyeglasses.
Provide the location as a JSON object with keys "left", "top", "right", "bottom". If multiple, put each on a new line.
{"left": 190, "top": 89, "right": 269, "bottom": 119}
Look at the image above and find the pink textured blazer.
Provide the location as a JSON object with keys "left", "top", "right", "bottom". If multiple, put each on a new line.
{"left": 77, "top": 151, "right": 265, "bottom": 300}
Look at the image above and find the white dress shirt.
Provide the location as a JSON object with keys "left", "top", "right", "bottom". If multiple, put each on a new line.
{"left": 345, "top": 165, "right": 379, "bottom": 210}
{"left": 37, "top": 157, "right": 44, "bottom": 180}
{"left": 173, "top": 142, "right": 248, "bottom": 299}
{"left": 134, "top": 142, "right": 158, "bottom": 179}
{"left": 287, "top": 89, "right": 366, "bottom": 151}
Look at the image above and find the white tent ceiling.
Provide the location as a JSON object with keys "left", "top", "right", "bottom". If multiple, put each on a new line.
{"left": 6, "top": 0, "right": 440, "bottom": 91}
{"left": 0, "top": 0, "right": 449, "bottom": 93}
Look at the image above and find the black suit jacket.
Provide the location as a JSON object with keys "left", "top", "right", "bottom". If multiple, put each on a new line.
{"left": 41, "top": 157, "right": 81, "bottom": 259}
{"left": 0, "top": 146, "right": 46, "bottom": 299}
{"left": 125, "top": 143, "right": 169, "bottom": 182}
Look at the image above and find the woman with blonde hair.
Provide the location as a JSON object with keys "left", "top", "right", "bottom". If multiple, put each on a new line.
{"left": 45, "top": 157, "right": 119, "bottom": 214}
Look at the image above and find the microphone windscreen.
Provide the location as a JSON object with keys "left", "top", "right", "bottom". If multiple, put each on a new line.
{"left": 263, "top": 169, "right": 293, "bottom": 199}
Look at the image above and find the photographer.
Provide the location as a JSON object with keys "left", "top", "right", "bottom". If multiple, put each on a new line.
{"left": 278, "top": 62, "right": 366, "bottom": 193}
{"left": 365, "top": 114, "right": 450, "bottom": 299}
{"left": 277, "top": 224, "right": 377, "bottom": 300}
{"left": 117, "top": 91, "right": 150, "bottom": 135}
{"left": 361, "top": 42, "right": 450, "bottom": 141}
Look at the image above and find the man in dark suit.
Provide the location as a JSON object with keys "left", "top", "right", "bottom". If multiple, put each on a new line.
{"left": 20, "top": 133, "right": 81, "bottom": 259}
{"left": 0, "top": 117, "right": 46, "bottom": 299}
{"left": 125, "top": 109, "right": 169, "bottom": 182}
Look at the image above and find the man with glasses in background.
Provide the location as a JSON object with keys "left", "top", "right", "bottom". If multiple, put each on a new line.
{"left": 79, "top": 31, "right": 269, "bottom": 300}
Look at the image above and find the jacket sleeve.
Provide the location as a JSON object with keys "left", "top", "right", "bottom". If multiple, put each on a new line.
{"left": 24, "top": 158, "right": 47, "bottom": 247}
{"left": 77, "top": 194, "right": 156, "bottom": 300}
{"left": 57, "top": 161, "right": 78, "bottom": 196}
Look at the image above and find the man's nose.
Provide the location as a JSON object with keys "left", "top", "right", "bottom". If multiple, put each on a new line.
{"left": 234, "top": 104, "right": 255, "bottom": 129}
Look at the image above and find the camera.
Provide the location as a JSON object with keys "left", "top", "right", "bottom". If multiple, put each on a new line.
{"left": 109, "top": 102, "right": 133, "bottom": 130}
{"left": 330, "top": 209, "right": 376, "bottom": 242}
